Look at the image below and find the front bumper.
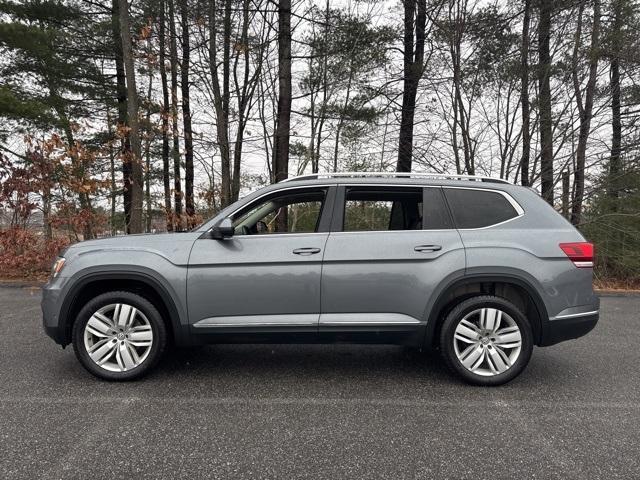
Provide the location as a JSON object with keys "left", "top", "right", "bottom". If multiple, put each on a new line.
{"left": 41, "top": 277, "right": 69, "bottom": 345}
{"left": 540, "top": 301, "right": 600, "bottom": 347}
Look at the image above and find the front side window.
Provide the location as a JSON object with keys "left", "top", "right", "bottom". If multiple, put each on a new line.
{"left": 343, "top": 188, "right": 423, "bottom": 231}
{"left": 444, "top": 188, "right": 520, "bottom": 228}
{"left": 232, "top": 189, "right": 326, "bottom": 235}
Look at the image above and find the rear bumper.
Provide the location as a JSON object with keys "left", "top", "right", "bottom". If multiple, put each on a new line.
{"left": 540, "top": 303, "right": 599, "bottom": 347}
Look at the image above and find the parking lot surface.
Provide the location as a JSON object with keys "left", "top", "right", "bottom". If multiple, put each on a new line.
{"left": 0, "top": 286, "right": 638, "bottom": 479}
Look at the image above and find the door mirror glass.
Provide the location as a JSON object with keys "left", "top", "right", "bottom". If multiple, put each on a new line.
{"left": 210, "top": 217, "right": 235, "bottom": 239}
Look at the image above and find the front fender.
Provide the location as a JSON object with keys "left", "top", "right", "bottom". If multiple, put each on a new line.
{"left": 50, "top": 261, "right": 189, "bottom": 347}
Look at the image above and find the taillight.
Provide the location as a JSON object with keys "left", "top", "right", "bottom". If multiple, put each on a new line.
{"left": 559, "top": 242, "right": 594, "bottom": 268}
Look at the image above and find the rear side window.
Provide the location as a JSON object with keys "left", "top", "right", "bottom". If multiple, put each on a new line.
{"left": 344, "top": 188, "right": 422, "bottom": 231}
{"left": 444, "top": 188, "right": 520, "bottom": 228}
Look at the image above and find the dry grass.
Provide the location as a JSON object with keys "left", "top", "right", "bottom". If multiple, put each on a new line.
{"left": 594, "top": 277, "right": 640, "bottom": 293}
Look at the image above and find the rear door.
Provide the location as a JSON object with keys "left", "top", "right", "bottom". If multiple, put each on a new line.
{"left": 319, "top": 185, "right": 465, "bottom": 343}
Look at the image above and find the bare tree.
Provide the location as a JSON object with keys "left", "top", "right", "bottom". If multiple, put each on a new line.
{"left": 570, "top": 0, "right": 601, "bottom": 225}
{"left": 273, "top": 0, "right": 292, "bottom": 182}
{"left": 607, "top": 0, "right": 623, "bottom": 207}
{"left": 111, "top": 0, "right": 131, "bottom": 231}
{"left": 231, "top": 0, "right": 264, "bottom": 201}
{"left": 447, "top": 0, "right": 475, "bottom": 175}
{"left": 118, "top": 0, "right": 143, "bottom": 233}
{"left": 520, "top": 0, "right": 531, "bottom": 186}
{"left": 397, "top": 0, "right": 427, "bottom": 172}
{"left": 208, "top": 0, "right": 233, "bottom": 206}
{"left": 180, "top": 0, "right": 195, "bottom": 227}
{"left": 537, "top": 0, "right": 554, "bottom": 205}
{"left": 159, "top": 0, "right": 173, "bottom": 231}
{"left": 169, "top": 0, "right": 183, "bottom": 229}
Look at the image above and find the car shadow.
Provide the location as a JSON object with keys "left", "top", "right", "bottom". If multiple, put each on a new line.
{"left": 154, "top": 343, "right": 454, "bottom": 384}
{"left": 143, "top": 343, "right": 576, "bottom": 395}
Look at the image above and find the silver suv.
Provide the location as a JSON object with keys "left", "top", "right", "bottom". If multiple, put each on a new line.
{"left": 42, "top": 173, "right": 599, "bottom": 385}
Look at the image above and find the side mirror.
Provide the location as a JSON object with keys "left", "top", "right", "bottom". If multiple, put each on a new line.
{"left": 210, "top": 217, "right": 235, "bottom": 239}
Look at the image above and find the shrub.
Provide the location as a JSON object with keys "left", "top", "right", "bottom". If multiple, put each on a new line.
{"left": 0, "top": 228, "right": 69, "bottom": 280}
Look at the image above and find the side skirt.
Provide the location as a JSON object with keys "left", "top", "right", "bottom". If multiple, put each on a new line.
{"left": 189, "top": 313, "right": 425, "bottom": 347}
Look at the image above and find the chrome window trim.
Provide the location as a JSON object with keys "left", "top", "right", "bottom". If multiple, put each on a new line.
{"left": 218, "top": 183, "right": 525, "bottom": 234}
{"left": 329, "top": 229, "right": 454, "bottom": 235}
{"left": 218, "top": 232, "right": 329, "bottom": 239}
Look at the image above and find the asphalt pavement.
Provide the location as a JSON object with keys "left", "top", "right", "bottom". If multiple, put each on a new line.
{"left": 1, "top": 286, "right": 639, "bottom": 479}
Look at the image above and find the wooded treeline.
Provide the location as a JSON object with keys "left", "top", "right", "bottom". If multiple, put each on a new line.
{"left": 0, "top": 0, "right": 639, "bottom": 283}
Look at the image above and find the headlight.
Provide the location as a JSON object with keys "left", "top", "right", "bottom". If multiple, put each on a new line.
{"left": 51, "top": 257, "right": 66, "bottom": 278}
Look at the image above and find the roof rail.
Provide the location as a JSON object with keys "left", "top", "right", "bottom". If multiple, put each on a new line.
{"left": 280, "top": 172, "right": 510, "bottom": 184}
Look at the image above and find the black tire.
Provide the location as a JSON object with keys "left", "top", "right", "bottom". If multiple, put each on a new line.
{"left": 72, "top": 291, "right": 167, "bottom": 381}
{"left": 439, "top": 295, "right": 533, "bottom": 386}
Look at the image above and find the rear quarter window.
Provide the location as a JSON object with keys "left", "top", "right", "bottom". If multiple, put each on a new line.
{"left": 444, "top": 188, "right": 520, "bottom": 229}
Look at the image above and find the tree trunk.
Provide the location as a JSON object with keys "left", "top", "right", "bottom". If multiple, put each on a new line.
{"left": 608, "top": 0, "right": 623, "bottom": 208}
{"left": 169, "top": 0, "right": 183, "bottom": 230}
{"left": 562, "top": 168, "right": 570, "bottom": 218}
{"left": 313, "top": 0, "right": 330, "bottom": 174}
{"left": 273, "top": 0, "right": 292, "bottom": 183}
{"left": 520, "top": 0, "right": 531, "bottom": 186}
{"left": 112, "top": 0, "right": 132, "bottom": 231}
{"left": 42, "top": 182, "right": 52, "bottom": 240}
{"left": 144, "top": 70, "right": 153, "bottom": 233}
{"left": 231, "top": 0, "right": 261, "bottom": 202}
{"left": 118, "top": 0, "right": 144, "bottom": 234}
{"left": 537, "top": 0, "right": 554, "bottom": 205}
{"left": 397, "top": 0, "right": 426, "bottom": 173}
{"left": 571, "top": 0, "right": 601, "bottom": 225}
{"left": 159, "top": 0, "right": 173, "bottom": 232}
{"left": 109, "top": 137, "right": 117, "bottom": 235}
{"left": 209, "top": 0, "right": 233, "bottom": 207}
{"left": 180, "top": 0, "right": 195, "bottom": 227}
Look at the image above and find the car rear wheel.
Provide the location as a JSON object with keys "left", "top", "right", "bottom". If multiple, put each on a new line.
{"left": 439, "top": 295, "right": 533, "bottom": 386}
{"left": 72, "top": 291, "right": 167, "bottom": 380}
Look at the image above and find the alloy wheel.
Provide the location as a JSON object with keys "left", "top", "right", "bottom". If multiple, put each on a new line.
{"left": 452, "top": 307, "right": 522, "bottom": 376}
{"left": 83, "top": 303, "right": 154, "bottom": 372}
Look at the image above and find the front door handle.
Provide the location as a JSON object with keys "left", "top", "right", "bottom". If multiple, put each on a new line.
{"left": 293, "top": 247, "right": 321, "bottom": 256}
{"left": 414, "top": 244, "right": 442, "bottom": 253}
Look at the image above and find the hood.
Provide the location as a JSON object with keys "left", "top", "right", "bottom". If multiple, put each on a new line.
{"left": 63, "top": 231, "right": 202, "bottom": 266}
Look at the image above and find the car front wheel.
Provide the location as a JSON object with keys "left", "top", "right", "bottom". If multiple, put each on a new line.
{"left": 439, "top": 295, "right": 533, "bottom": 386}
{"left": 72, "top": 291, "right": 167, "bottom": 380}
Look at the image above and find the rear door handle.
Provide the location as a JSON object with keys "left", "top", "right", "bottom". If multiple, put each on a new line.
{"left": 293, "top": 247, "right": 321, "bottom": 256}
{"left": 414, "top": 244, "right": 442, "bottom": 253}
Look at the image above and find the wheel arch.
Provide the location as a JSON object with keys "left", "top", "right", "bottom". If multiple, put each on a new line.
{"left": 59, "top": 269, "right": 188, "bottom": 347}
{"left": 423, "top": 274, "right": 549, "bottom": 348}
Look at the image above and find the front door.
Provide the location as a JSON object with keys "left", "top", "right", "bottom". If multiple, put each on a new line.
{"left": 188, "top": 186, "right": 335, "bottom": 339}
{"left": 319, "top": 185, "right": 466, "bottom": 344}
